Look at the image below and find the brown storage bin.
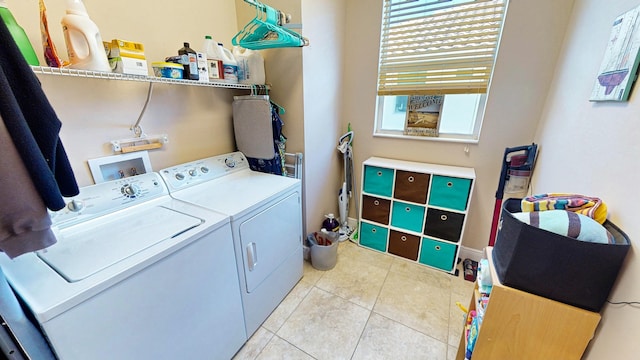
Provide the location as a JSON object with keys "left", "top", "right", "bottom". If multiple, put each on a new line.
{"left": 388, "top": 230, "right": 420, "bottom": 261}
{"left": 361, "top": 195, "right": 391, "bottom": 225}
{"left": 394, "top": 170, "right": 430, "bottom": 204}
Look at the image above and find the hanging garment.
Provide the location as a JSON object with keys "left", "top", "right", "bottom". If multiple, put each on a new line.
{"left": 0, "top": 18, "right": 79, "bottom": 212}
{"left": 0, "top": 113, "right": 56, "bottom": 258}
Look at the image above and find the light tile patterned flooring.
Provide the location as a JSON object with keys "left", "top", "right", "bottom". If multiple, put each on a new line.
{"left": 233, "top": 241, "right": 475, "bottom": 360}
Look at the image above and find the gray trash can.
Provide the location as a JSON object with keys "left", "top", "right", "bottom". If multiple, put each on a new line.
{"left": 309, "top": 231, "right": 339, "bottom": 271}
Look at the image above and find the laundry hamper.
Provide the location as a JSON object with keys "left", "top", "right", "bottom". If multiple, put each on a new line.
{"left": 493, "top": 199, "right": 630, "bottom": 312}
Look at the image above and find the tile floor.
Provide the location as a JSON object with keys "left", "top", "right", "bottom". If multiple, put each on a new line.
{"left": 233, "top": 241, "right": 475, "bottom": 360}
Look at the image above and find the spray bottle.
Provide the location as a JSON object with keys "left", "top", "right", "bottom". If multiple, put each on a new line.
{"left": 0, "top": 0, "right": 39, "bottom": 65}
{"left": 61, "top": 0, "right": 111, "bottom": 72}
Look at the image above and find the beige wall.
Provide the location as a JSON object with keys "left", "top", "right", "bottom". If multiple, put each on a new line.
{"left": 301, "top": 0, "right": 347, "bottom": 232}
{"left": 10, "top": 0, "right": 246, "bottom": 186}
{"left": 342, "top": 0, "right": 575, "bottom": 251}
{"left": 531, "top": 0, "right": 640, "bottom": 357}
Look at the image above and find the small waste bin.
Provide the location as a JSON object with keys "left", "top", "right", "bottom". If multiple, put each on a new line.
{"left": 308, "top": 230, "right": 339, "bottom": 271}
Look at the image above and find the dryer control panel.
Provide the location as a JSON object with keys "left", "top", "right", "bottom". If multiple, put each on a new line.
{"left": 159, "top": 152, "right": 249, "bottom": 191}
{"left": 50, "top": 173, "right": 168, "bottom": 228}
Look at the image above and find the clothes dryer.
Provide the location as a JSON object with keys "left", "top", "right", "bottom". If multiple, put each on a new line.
{"left": 159, "top": 152, "right": 303, "bottom": 336}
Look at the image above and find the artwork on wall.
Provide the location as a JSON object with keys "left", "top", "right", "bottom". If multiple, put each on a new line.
{"left": 404, "top": 95, "right": 443, "bottom": 137}
{"left": 590, "top": 5, "right": 640, "bottom": 102}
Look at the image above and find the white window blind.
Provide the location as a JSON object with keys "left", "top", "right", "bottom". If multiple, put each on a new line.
{"left": 378, "top": 0, "right": 506, "bottom": 96}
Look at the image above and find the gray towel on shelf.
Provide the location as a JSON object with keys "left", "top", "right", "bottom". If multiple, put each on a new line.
{"left": 232, "top": 97, "right": 275, "bottom": 159}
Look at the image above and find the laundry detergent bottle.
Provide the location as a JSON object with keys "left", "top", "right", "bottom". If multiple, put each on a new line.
{"left": 233, "top": 46, "right": 265, "bottom": 85}
{"left": 0, "top": 0, "right": 39, "bottom": 65}
{"left": 61, "top": 0, "right": 111, "bottom": 72}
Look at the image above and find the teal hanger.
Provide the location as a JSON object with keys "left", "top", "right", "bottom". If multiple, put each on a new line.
{"left": 263, "top": 86, "right": 285, "bottom": 115}
{"left": 233, "top": 0, "right": 309, "bottom": 50}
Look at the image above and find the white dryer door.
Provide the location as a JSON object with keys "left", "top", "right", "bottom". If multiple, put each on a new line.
{"left": 239, "top": 192, "right": 301, "bottom": 293}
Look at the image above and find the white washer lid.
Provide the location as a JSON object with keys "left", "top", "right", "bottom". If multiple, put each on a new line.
{"left": 37, "top": 206, "right": 202, "bottom": 282}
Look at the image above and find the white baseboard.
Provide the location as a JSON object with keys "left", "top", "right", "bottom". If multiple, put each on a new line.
{"left": 458, "top": 246, "right": 483, "bottom": 262}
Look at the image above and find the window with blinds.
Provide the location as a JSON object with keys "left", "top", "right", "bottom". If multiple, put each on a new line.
{"left": 377, "top": 0, "right": 507, "bottom": 96}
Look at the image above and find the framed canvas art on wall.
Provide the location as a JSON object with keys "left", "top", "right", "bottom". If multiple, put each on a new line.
{"left": 404, "top": 95, "right": 443, "bottom": 137}
{"left": 591, "top": 5, "right": 640, "bottom": 101}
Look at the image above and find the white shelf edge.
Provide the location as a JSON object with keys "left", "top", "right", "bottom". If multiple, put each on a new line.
{"left": 31, "top": 66, "right": 259, "bottom": 90}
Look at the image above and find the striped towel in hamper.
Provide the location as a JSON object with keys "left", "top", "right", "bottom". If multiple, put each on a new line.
{"left": 521, "top": 193, "right": 608, "bottom": 224}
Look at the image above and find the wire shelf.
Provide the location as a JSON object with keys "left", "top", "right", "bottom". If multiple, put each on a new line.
{"left": 31, "top": 66, "right": 257, "bottom": 90}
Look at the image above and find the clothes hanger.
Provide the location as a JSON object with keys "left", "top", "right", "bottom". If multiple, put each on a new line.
{"left": 234, "top": 85, "right": 285, "bottom": 115}
{"left": 232, "top": 0, "right": 309, "bottom": 50}
{"left": 263, "top": 86, "right": 286, "bottom": 115}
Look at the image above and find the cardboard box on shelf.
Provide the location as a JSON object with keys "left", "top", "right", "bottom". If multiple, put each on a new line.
{"left": 104, "top": 39, "right": 148, "bottom": 76}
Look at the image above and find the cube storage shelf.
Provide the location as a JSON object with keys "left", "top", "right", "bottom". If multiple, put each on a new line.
{"left": 357, "top": 157, "right": 475, "bottom": 273}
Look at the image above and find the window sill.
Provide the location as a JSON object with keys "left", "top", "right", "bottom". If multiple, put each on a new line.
{"left": 373, "top": 131, "right": 480, "bottom": 144}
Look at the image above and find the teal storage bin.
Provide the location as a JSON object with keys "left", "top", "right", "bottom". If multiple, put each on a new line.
{"left": 359, "top": 222, "right": 388, "bottom": 252}
{"left": 419, "top": 237, "right": 457, "bottom": 271}
{"left": 391, "top": 201, "right": 425, "bottom": 233}
{"left": 428, "top": 175, "right": 472, "bottom": 211}
{"left": 363, "top": 166, "right": 394, "bottom": 197}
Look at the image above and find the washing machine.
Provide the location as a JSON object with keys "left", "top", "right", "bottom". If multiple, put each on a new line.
{"left": 159, "top": 152, "right": 303, "bottom": 337}
{"left": 0, "top": 173, "right": 246, "bottom": 360}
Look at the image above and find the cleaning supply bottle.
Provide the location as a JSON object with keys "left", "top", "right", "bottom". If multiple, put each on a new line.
{"left": 322, "top": 213, "right": 340, "bottom": 233}
{"left": 178, "top": 42, "right": 198, "bottom": 80}
{"left": 219, "top": 44, "right": 238, "bottom": 83}
{"left": 202, "top": 35, "right": 224, "bottom": 81}
{"left": 61, "top": 0, "right": 111, "bottom": 72}
{"left": 0, "top": 0, "right": 39, "bottom": 66}
{"left": 233, "top": 46, "right": 265, "bottom": 85}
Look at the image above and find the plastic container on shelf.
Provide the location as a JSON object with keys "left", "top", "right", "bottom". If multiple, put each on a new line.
{"left": 202, "top": 35, "right": 224, "bottom": 81}
{"left": 152, "top": 61, "right": 183, "bottom": 79}
{"left": 233, "top": 46, "right": 265, "bottom": 85}
{"left": 219, "top": 44, "right": 238, "bottom": 83}
{"left": 61, "top": 0, "right": 111, "bottom": 72}
{"left": 0, "top": 0, "right": 39, "bottom": 65}
{"left": 178, "top": 42, "right": 199, "bottom": 80}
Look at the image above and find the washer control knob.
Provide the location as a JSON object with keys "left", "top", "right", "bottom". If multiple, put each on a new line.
{"left": 200, "top": 166, "right": 209, "bottom": 174}
{"left": 225, "top": 158, "right": 236, "bottom": 168}
{"left": 175, "top": 172, "right": 185, "bottom": 181}
{"left": 188, "top": 168, "right": 198, "bottom": 177}
{"left": 67, "top": 199, "right": 84, "bottom": 212}
{"left": 121, "top": 184, "right": 139, "bottom": 197}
